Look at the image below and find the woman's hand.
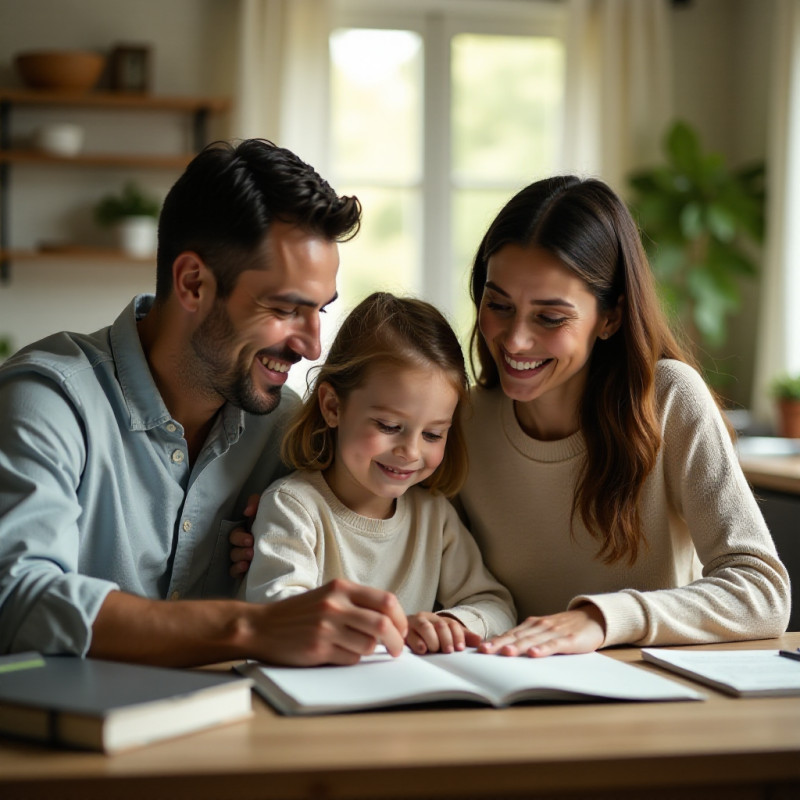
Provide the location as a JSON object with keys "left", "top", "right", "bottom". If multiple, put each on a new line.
{"left": 478, "top": 604, "right": 605, "bottom": 657}
{"left": 405, "top": 612, "right": 481, "bottom": 654}
{"left": 229, "top": 493, "right": 259, "bottom": 578}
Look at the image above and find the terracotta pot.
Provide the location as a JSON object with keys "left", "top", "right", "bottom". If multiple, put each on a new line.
{"left": 776, "top": 398, "right": 800, "bottom": 438}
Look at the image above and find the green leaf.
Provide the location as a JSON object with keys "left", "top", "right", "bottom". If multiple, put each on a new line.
{"left": 650, "top": 242, "right": 686, "bottom": 281}
{"left": 679, "top": 202, "right": 705, "bottom": 239}
{"left": 707, "top": 239, "right": 758, "bottom": 277}
{"left": 691, "top": 293, "right": 727, "bottom": 348}
{"left": 706, "top": 203, "right": 737, "bottom": 241}
{"left": 665, "top": 121, "right": 701, "bottom": 176}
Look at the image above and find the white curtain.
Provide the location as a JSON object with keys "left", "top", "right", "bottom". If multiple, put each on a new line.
{"left": 751, "top": 0, "right": 800, "bottom": 423}
{"left": 562, "top": 0, "right": 673, "bottom": 195}
{"left": 232, "top": 0, "right": 332, "bottom": 173}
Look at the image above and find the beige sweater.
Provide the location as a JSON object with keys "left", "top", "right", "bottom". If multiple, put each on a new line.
{"left": 458, "top": 359, "right": 790, "bottom": 647}
{"left": 242, "top": 470, "right": 516, "bottom": 639}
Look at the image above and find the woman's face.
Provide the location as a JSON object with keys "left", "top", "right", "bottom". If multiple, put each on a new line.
{"left": 478, "top": 244, "right": 618, "bottom": 434}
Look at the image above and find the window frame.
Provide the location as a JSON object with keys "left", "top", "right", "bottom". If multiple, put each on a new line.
{"left": 329, "top": 0, "right": 567, "bottom": 318}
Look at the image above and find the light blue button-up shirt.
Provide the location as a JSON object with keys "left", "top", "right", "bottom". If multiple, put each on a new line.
{"left": 0, "top": 295, "right": 297, "bottom": 655}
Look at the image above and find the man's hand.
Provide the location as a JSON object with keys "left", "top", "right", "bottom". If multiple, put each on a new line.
{"left": 253, "top": 579, "right": 409, "bottom": 665}
{"left": 477, "top": 605, "right": 605, "bottom": 658}
{"left": 229, "top": 493, "right": 259, "bottom": 578}
{"left": 405, "top": 612, "right": 481, "bottom": 655}
{"left": 90, "top": 579, "right": 408, "bottom": 668}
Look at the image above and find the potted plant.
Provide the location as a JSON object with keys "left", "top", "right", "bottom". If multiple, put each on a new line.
{"left": 627, "top": 121, "right": 765, "bottom": 359}
{"left": 0, "top": 335, "right": 12, "bottom": 364}
{"left": 769, "top": 372, "right": 800, "bottom": 438}
{"left": 94, "top": 181, "right": 160, "bottom": 258}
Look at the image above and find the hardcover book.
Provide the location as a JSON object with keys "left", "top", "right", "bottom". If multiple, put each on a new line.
{"left": 0, "top": 653, "right": 253, "bottom": 753}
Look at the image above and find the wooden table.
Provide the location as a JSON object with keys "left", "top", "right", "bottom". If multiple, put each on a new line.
{"left": 740, "top": 453, "right": 800, "bottom": 496}
{"left": 2, "top": 634, "right": 800, "bottom": 800}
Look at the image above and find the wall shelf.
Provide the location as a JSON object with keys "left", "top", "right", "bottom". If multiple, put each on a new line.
{"left": 0, "top": 89, "right": 230, "bottom": 281}
{"left": 0, "top": 246, "right": 156, "bottom": 264}
{"left": 0, "top": 89, "right": 230, "bottom": 113}
{"left": 0, "top": 150, "right": 195, "bottom": 169}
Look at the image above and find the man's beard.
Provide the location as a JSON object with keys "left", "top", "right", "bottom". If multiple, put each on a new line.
{"left": 190, "top": 300, "right": 284, "bottom": 416}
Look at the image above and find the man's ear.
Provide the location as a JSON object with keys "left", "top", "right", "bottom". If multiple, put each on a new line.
{"left": 172, "top": 252, "right": 216, "bottom": 314}
{"left": 318, "top": 382, "right": 341, "bottom": 428}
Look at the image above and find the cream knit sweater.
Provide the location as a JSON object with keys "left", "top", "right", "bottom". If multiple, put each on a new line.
{"left": 458, "top": 360, "right": 790, "bottom": 647}
{"left": 242, "top": 470, "right": 516, "bottom": 639}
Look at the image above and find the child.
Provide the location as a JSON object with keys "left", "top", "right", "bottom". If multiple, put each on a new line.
{"left": 241, "top": 292, "right": 516, "bottom": 654}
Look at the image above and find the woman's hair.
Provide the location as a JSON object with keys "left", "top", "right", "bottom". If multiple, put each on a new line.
{"left": 469, "top": 176, "right": 698, "bottom": 565}
{"left": 283, "top": 291, "right": 470, "bottom": 497}
{"left": 156, "top": 138, "right": 361, "bottom": 301}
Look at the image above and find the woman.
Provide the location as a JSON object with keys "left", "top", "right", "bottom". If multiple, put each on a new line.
{"left": 461, "top": 176, "right": 790, "bottom": 658}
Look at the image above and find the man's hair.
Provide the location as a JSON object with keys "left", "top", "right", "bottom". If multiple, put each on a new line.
{"left": 282, "top": 292, "right": 470, "bottom": 498}
{"left": 155, "top": 139, "right": 361, "bottom": 299}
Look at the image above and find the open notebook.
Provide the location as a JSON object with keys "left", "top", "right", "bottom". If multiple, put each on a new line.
{"left": 237, "top": 647, "right": 704, "bottom": 715}
{"left": 642, "top": 648, "right": 800, "bottom": 697}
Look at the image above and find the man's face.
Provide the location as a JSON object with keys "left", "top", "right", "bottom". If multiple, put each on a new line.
{"left": 190, "top": 221, "right": 339, "bottom": 415}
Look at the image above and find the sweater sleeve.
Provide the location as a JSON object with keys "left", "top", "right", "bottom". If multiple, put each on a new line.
{"left": 435, "top": 499, "right": 517, "bottom": 638}
{"left": 240, "top": 477, "right": 321, "bottom": 603}
{"left": 571, "top": 361, "right": 791, "bottom": 647}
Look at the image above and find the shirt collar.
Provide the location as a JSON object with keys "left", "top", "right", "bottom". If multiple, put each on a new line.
{"left": 110, "top": 294, "right": 171, "bottom": 431}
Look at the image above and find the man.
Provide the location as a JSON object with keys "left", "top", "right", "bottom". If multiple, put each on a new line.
{"left": 0, "top": 139, "right": 407, "bottom": 667}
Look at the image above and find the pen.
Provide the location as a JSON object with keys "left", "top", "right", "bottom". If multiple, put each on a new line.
{"left": 778, "top": 648, "right": 800, "bottom": 662}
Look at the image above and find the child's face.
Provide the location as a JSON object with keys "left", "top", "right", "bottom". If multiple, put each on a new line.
{"left": 319, "top": 364, "right": 459, "bottom": 519}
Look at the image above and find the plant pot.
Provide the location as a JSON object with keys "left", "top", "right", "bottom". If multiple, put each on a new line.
{"left": 776, "top": 399, "right": 800, "bottom": 439}
{"left": 116, "top": 216, "right": 157, "bottom": 258}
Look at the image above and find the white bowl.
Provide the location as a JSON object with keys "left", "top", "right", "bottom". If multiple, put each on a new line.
{"left": 35, "top": 123, "right": 85, "bottom": 157}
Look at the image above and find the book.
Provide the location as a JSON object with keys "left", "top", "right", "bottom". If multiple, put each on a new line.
{"left": 235, "top": 647, "right": 704, "bottom": 716}
{"left": 642, "top": 647, "right": 800, "bottom": 697}
{"left": 0, "top": 653, "right": 253, "bottom": 753}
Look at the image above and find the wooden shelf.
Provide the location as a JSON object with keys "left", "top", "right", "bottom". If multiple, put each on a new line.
{"left": 0, "top": 88, "right": 230, "bottom": 113}
{"left": 0, "top": 88, "right": 230, "bottom": 280}
{"left": 0, "top": 246, "right": 155, "bottom": 264}
{"left": 0, "top": 149, "right": 193, "bottom": 169}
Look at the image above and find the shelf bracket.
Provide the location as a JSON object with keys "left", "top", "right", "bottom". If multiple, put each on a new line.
{"left": 1, "top": 100, "right": 10, "bottom": 283}
{"left": 192, "top": 108, "right": 209, "bottom": 153}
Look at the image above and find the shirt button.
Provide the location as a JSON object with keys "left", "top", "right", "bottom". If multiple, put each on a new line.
{"left": 166, "top": 423, "right": 177, "bottom": 433}
{"left": 171, "top": 591, "right": 181, "bottom": 601}
{"left": 171, "top": 449, "right": 184, "bottom": 463}
{"left": 182, "top": 519, "right": 192, "bottom": 532}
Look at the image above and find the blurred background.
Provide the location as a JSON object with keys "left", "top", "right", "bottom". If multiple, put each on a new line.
{"left": 0, "top": 0, "right": 796, "bottom": 430}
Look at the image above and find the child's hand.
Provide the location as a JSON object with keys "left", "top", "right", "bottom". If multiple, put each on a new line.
{"left": 405, "top": 612, "right": 480, "bottom": 654}
{"left": 229, "top": 493, "right": 260, "bottom": 578}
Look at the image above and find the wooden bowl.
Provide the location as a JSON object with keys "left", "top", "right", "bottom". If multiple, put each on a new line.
{"left": 15, "top": 50, "right": 106, "bottom": 92}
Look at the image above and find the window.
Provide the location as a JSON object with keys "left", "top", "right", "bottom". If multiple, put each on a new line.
{"left": 329, "top": 0, "right": 566, "bottom": 343}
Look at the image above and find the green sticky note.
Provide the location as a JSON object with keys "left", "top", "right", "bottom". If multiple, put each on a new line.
{"left": 0, "top": 651, "right": 46, "bottom": 674}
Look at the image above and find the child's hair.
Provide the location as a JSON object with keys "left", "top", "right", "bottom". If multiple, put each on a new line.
{"left": 282, "top": 291, "right": 469, "bottom": 497}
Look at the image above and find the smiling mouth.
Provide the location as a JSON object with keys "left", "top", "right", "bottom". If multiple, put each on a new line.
{"left": 503, "top": 353, "right": 552, "bottom": 372}
{"left": 376, "top": 462, "right": 416, "bottom": 479}
{"left": 259, "top": 356, "right": 290, "bottom": 373}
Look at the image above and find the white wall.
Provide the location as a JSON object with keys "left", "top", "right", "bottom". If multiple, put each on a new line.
{"left": 670, "top": 0, "right": 774, "bottom": 407}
